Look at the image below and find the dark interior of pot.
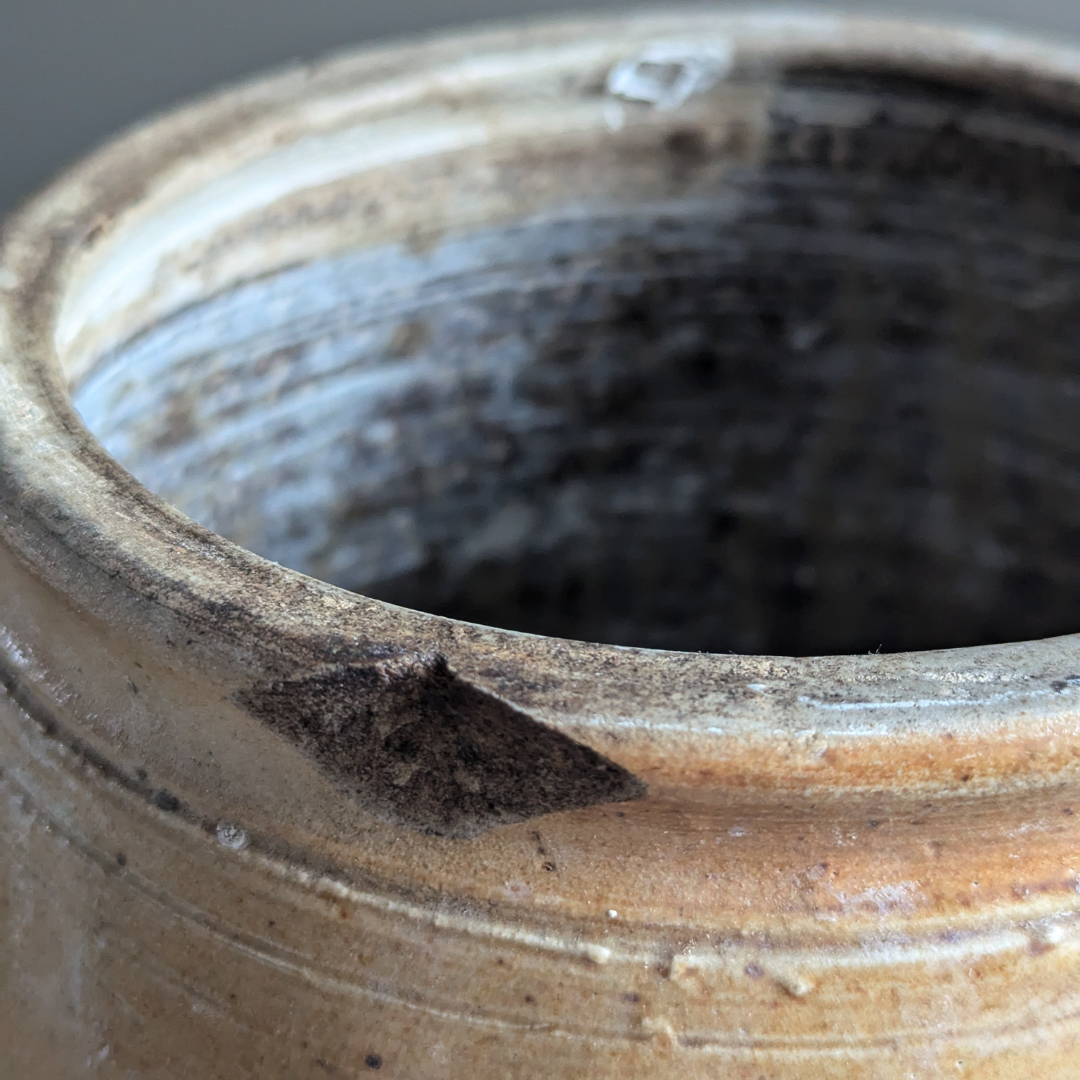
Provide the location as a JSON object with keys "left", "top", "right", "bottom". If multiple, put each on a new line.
{"left": 72, "top": 65, "right": 1080, "bottom": 656}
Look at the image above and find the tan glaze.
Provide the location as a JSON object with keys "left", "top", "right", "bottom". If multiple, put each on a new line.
{"left": 6, "top": 10, "right": 1080, "bottom": 1077}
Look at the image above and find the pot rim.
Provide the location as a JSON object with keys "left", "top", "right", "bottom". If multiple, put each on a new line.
{"left": 4, "top": 7, "right": 1080, "bottom": 786}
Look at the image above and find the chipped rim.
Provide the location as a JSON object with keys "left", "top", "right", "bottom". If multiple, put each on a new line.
{"left": 4, "top": 8, "right": 1080, "bottom": 795}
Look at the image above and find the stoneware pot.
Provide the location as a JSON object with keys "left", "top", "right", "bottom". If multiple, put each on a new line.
{"left": 8, "top": 9, "right": 1080, "bottom": 1077}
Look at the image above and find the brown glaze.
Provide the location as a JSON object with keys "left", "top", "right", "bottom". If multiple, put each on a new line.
{"left": 5, "top": 10, "right": 1080, "bottom": 1078}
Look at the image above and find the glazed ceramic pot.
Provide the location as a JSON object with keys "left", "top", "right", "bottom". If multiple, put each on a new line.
{"left": 8, "top": 9, "right": 1080, "bottom": 1077}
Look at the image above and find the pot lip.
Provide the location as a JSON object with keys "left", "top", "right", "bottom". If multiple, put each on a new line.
{"left": 4, "top": 6, "right": 1080, "bottom": 755}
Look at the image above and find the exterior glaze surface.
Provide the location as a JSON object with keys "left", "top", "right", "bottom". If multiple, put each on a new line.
{"left": 5, "top": 10, "right": 1080, "bottom": 1077}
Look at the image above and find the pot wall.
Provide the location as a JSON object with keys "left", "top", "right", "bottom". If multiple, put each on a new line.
{"left": 6, "top": 11, "right": 1080, "bottom": 1078}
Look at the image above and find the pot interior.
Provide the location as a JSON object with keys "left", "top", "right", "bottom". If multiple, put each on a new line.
{"left": 70, "top": 62, "right": 1080, "bottom": 656}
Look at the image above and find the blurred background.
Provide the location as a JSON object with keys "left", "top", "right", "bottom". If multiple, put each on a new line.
{"left": 4, "top": 0, "right": 1080, "bottom": 218}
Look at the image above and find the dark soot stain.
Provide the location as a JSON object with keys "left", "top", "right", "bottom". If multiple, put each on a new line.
{"left": 236, "top": 655, "right": 644, "bottom": 837}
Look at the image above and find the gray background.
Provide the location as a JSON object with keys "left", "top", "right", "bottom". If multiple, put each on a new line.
{"left": 3, "top": 0, "right": 1080, "bottom": 218}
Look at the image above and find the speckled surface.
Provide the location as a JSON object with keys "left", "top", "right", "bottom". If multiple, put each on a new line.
{"left": 7, "top": 10, "right": 1080, "bottom": 1077}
